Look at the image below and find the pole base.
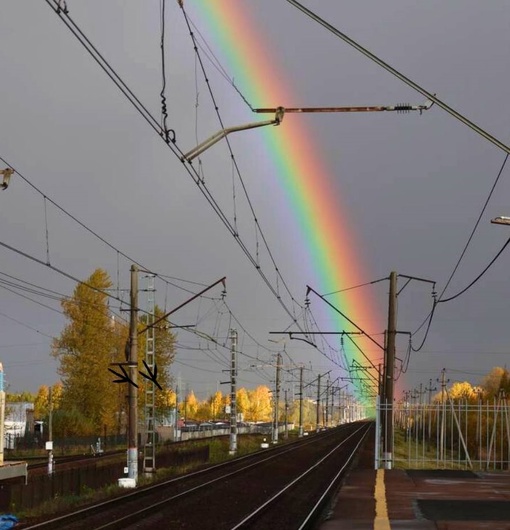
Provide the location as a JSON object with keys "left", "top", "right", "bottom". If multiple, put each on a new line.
{"left": 118, "top": 478, "right": 136, "bottom": 488}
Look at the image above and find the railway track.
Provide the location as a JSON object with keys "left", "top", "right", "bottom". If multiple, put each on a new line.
{"left": 20, "top": 421, "right": 372, "bottom": 530}
{"left": 26, "top": 450, "right": 125, "bottom": 472}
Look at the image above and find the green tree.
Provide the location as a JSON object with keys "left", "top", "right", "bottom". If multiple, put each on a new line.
{"left": 51, "top": 269, "right": 127, "bottom": 436}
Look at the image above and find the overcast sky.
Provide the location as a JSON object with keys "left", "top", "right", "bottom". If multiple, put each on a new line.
{"left": 1, "top": 1, "right": 510, "bottom": 404}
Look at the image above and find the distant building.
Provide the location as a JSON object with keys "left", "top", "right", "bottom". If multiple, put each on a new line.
{"left": 5, "top": 402, "right": 33, "bottom": 448}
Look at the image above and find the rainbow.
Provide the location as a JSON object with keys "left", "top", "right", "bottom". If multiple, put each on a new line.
{"left": 188, "top": 1, "right": 383, "bottom": 396}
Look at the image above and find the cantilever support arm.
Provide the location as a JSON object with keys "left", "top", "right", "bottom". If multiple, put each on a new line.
{"left": 182, "top": 107, "right": 284, "bottom": 163}
{"left": 138, "top": 276, "right": 226, "bottom": 335}
{"left": 253, "top": 98, "right": 434, "bottom": 115}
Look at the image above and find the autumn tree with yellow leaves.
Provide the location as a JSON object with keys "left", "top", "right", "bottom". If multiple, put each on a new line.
{"left": 51, "top": 269, "right": 175, "bottom": 437}
{"left": 51, "top": 269, "right": 127, "bottom": 436}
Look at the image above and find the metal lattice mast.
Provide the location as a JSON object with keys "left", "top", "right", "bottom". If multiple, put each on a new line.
{"left": 229, "top": 329, "right": 238, "bottom": 455}
{"left": 143, "top": 275, "right": 156, "bottom": 473}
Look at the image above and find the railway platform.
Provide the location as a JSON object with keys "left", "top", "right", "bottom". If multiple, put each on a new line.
{"left": 322, "top": 446, "right": 510, "bottom": 529}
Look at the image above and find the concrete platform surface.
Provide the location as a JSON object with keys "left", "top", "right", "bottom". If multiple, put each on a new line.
{"left": 321, "top": 468, "right": 510, "bottom": 529}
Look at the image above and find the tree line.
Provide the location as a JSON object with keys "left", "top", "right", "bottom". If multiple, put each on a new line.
{"left": 9, "top": 268, "right": 322, "bottom": 437}
{"left": 15, "top": 267, "right": 510, "bottom": 438}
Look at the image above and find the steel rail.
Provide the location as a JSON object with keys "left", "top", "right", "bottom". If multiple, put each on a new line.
{"left": 230, "top": 422, "right": 371, "bottom": 529}
{"left": 23, "top": 429, "right": 345, "bottom": 530}
{"left": 297, "top": 423, "right": 371, "bottom": 529}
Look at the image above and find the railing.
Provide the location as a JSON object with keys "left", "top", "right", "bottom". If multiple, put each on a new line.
{"left": 376, "top": 396, "right": 510, "bottom": 470}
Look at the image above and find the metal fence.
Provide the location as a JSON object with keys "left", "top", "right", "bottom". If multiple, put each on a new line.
{"left": 376, "top": 395, "right": 510, "bottom": 470}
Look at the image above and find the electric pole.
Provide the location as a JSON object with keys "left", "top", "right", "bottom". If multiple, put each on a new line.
{"left": 316, "top": 373, "right": 321, "bottom": 432}
{"left": 425, "top": 378, "right": 437, "bottom": 442}
{"left": 229, "top": 329, "right": 238, "bottom": 455}
{"left": 330, "top": 385, "right": 335, "bottom": 426}
{"left": 284, "top": 389, "right": 289, "bottom": 439}
{"left": 127, "top": 264, "right": 139, "bottom": 483}
{"left": 438, "top": 368, "right": 449, "bottom": 462}
{"left": 48, "top": 386, "right": 53, "bottom": 475}
{"left": 143, "top": 274, "right": 156, "bottom": 474}
{"left": 426, "top": 379, "right": 437, "bottom": 405}
{"left": 383, "top": 270, "right": 397, "bottom": 469}
{"left": 325, "top": 378, "right": 330, "bottom": 427}
{"left": 298, "top": 365, "right": 304, "bottom": 437}
{"left": 272, "top": 352, "right": 282, "bottom": 444}
{"left": 174, "top": 377, "right": 181, "bottom": 442}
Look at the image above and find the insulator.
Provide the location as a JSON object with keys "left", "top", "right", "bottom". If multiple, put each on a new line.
{"left": 395, "top": 103, "right": 412, "bottom": 113}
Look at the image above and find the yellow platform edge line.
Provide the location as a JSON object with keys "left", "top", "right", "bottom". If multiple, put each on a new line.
{"left": 374, "top": 469, "right": 391, "bottom": 530}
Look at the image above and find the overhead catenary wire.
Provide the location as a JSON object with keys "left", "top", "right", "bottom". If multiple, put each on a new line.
{"left": 186, "top": 15, "right": 254, "bottom": 111}
{"left": 0, "top": 282, "right": 129, "bottom": 341}
{"left": 0, "top": 239, "right": 134, "bottom": 312}
{"left": 411, "top": 153, "right": 510, "bottom": 351}
{"left": 43, "top": 1, "right": 310, "bottom": 342}
{"left": 0, "top": 309, "right": 56, "bottom": 340}
{"left": 0, "top": 180, "right": 292, "bottom": 393}
{"left": 322, "top": 276, "right": 388, "bottom": 297}
{"left": 0, "top": 153, "right": 197, "bottom": 299}
{"left": 285, "top": 0, "right": 510, "bottom": 358}
{"left": 439, "top": 153, "right": 509, "bottom": 301}
{"left": 283, "top": 0, "right": 510, "bottom": 362}
{"left": 284, "top": 0, "right": 510, "bottom": 156}
{"left": 40, "top": 2, "right": 410, "bottom": 399}
{"left": 179, "top": 4, "right": 303, "bottom": 323}
{"left": 0, "top": 270, "right": 131, "bottom": 328}
{"left": 438, "top": 237, "right": 510, "bottom": 304}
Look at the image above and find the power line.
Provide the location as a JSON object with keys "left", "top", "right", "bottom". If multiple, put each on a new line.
{"left": 322, "top": 276, "right": 388, "bottom": 297}
{"left": 411, "top": 153, "right": 509, "bottom": 350}
{"left": 284, "top": 0, "right": 510, "bottom": 155}
{"left": 0, "top": 153, "right": 207, "bottom": 304}
{"left": 438, "top": 237, "right": 510, "bottom": 304}
{"left": 44, "top": 0, "right": 308, "bottom": 337}
{"left": 0, "top": 309, "right": 55, "bottom": 340}
{"left": 186, "top": 15, "right": 254, "bottom": 111}
{"left": 440, "top": 153, "right": 509, "bottom": 300}
{"left": 0, "top": 239, "right": 130, "bottom": 311}
{"left": 180, "top": 5, "right": 303, "bottom": 321}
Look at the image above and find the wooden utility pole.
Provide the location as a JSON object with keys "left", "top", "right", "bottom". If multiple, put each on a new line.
{"left": 128, "top": 265, "right": 139, "bottom": 483}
